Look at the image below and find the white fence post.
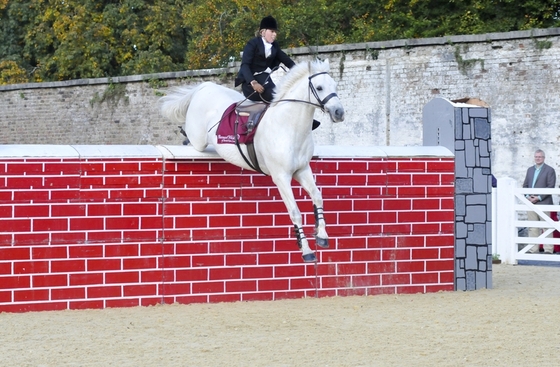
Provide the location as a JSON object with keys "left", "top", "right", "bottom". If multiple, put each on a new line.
{"left": 492, "top": 187, "right": 497, "bottom": 256}
{"left": 496, "top": 177, "right": 517, "bottom": 264}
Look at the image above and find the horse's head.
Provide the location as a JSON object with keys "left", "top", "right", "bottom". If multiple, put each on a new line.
{"left": 307, "top": 59, "right": 345, "bottom": 123}
{"left": 273, "top": 59, "right": 345, "bottom": 123}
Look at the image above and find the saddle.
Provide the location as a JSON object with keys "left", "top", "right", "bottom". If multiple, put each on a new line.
{"left": 235, "top": 102, "right": 268, "bottom": 134}
{"left": 216, "top": 102, "right": 268, "bottom": 145}
{"left": 215, "top": 101, "right": 269, "bottom": 174}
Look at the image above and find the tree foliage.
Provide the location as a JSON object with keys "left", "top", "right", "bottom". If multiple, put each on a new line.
{"left": 181, "top": 0, "right": 283, "bottom": 69}
{"left": 0, "top": 0, "right": 187, "bottom": 84}
{"left": 1, "top": 0, "right": 559, "bottom": 84}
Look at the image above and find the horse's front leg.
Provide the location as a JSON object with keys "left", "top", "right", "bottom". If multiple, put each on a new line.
{"left": 271, "top": 173, "right": 317, "bottom": 262}
{"left": 294, "top": 166, "right": 329, "bottom": 248}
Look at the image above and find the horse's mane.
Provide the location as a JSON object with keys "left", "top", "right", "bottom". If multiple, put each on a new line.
{"left": 272, "top": 59, "right": 330, "bottom": 102}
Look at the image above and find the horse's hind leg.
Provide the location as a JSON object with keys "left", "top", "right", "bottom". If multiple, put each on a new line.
{"left": 294, "top": 166, "right": 329, "bottom": 248}
{"left": 178, "top": 126, "right": 190, "bottom": 145}
{"left": 271, "top": 173, "right": 317, "bottom": 262}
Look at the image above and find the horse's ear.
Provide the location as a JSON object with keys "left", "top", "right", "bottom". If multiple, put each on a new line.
{"left": 324, "top": 59, "right": 330, "bottom": 67}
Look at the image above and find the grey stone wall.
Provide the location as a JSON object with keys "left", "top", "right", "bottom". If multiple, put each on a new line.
{"left": 424, "top": 97, "right": 493, "bottom": 291}
{"left": 0, "top": 72, "right": 235, "bottom": 145}
{"left": 1, "top": 27, "right": 560, "bottom": 186}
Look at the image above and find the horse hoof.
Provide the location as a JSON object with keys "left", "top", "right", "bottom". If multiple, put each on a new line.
{"left": 315, "top": 237, "right": 329, "bottom": 248}
{"left": 302, "top": 253, "right": 317, "bottom": 262}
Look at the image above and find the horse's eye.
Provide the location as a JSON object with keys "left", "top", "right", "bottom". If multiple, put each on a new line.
{"left": 317, "top": 86, "right": 323, "bottom": 91}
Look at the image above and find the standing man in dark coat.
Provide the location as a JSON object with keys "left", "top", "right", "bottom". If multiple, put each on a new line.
{"left": 522, "top": 149, "right": 557, "bottom": 253}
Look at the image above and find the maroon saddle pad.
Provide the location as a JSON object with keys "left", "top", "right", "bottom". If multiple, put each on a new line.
{"left": 216, "top": 103, "right": 260, "bottom": 145}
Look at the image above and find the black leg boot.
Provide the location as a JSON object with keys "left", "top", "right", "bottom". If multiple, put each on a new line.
{"left": 312, "top": 119, "right": 321, "bottom": 130}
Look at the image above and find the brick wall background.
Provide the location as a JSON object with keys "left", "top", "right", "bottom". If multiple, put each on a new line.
{"left": 1, "top": 28, "right": 560, "bottom": 186}
{"left": 0, "top": 145, "right": 454, "bottom": 313}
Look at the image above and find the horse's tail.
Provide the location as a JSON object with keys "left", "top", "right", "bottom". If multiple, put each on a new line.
{"left": 159, "top": 83, "right": 213, "bottom": 124}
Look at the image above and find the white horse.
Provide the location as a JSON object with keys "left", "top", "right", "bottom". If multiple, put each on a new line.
{"left": 159, "top": 59, "right": 345, "bottom": 262}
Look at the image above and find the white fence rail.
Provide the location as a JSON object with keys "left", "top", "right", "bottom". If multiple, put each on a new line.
{"left": 494, "top": 177, "right": 560, "bottom": 264}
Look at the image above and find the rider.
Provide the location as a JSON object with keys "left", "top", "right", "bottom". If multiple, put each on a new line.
{"left": 235, "top": 15, "right": 320, "bottom": 130}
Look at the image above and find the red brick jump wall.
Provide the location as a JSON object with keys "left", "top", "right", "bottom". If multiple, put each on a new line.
{"left": 0, "top": 145, "right": 455, "bottom": 313}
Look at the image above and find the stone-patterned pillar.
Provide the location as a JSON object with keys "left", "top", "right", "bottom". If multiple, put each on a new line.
{"left": 423, "top": 97, "right": 493, "bottom": 291}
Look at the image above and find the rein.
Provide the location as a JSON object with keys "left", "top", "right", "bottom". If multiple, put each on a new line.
{"left": 271, "top": 71, "right": 338, "bottom": 113}
{"left": 217, "top": 69, "right": 337, "bottom": 176}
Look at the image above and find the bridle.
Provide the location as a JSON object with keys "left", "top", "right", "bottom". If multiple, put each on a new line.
{"left": 307, "top": 71, "right": 338, "bottom": 112}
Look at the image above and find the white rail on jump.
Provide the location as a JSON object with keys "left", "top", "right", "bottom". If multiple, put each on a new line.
{"left": 495, "top": 177, "right": 560, "bottom": 264}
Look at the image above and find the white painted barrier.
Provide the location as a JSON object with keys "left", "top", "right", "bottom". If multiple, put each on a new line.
{"left": 495, "top": 177, "right": 560, "bottom": 264}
